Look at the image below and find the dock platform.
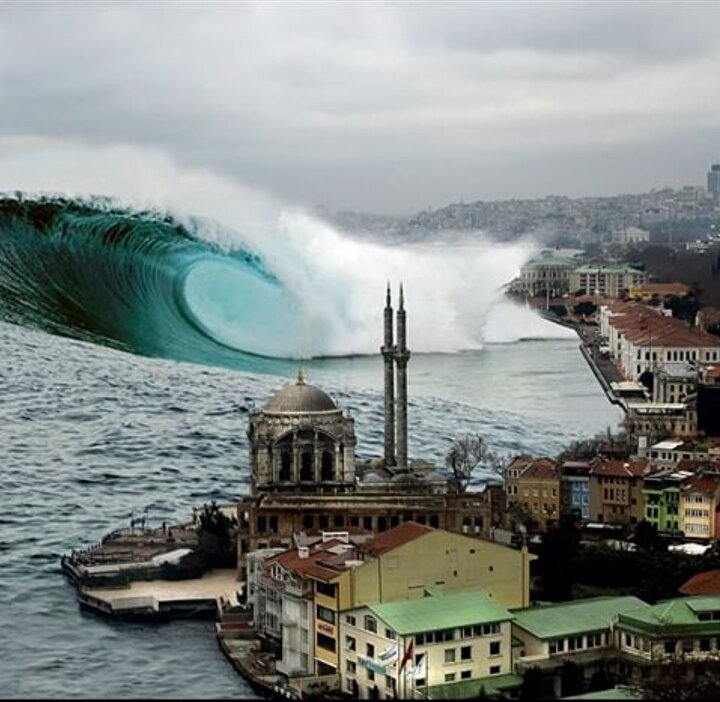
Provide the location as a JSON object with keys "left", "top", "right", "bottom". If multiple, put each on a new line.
{"left": 78, "top": 568, "right": 241, "bottom": 620}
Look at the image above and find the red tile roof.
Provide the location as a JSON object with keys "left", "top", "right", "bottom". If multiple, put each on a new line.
{"left": 681, "top": 474, "right": 720, "bottom": 496}
{"left": 605, "top": 301, "right": 720, "bottom": 348}
{"left": 266, "top": 538, "right": 359, "bottom": 581}
{"left": 590, "top": 458, "right": 649, "bottom": 478}
{"left": 521, "top": 457, "right": 559, "bottom": 480}
{"left": 679, "top": 569, "right": 720, "bottom": 596}
{"left": 361, "top": 521, "right": 432, "bottom": 557}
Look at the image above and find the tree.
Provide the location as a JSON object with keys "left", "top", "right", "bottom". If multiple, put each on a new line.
{"left": 536, "top": 514, "right": 581, "bottom": 601}
{"left": 445, "top": 434, "right": 502, "bottom": 492}
{"left": 560, "top": 661, "right": 583, "bottom": 698}
{"left": 633, "top": 519, "right": 666, "bottom": 553}
{"left": 631, "top": 656, "right": 720, "bottom": 700}
{"left": 196, "top": 500, "right": 237, "bottom": 568}
{"left": 573, "top": 301, "right": 597, "bottom": 317}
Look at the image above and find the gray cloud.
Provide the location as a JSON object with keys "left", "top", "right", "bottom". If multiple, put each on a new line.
{"left": 1, "top": 1, "right": 719, "bottom": 213}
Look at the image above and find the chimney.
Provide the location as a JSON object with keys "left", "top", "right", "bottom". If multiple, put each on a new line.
{"left": 298, "top": 546, "right": 309, "bottom": 559}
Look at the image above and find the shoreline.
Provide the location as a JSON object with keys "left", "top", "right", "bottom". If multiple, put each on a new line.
{"left": 537, "top": 309, "right": 626, "bottom": 410}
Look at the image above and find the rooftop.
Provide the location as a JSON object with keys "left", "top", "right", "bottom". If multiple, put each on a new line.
{"left": 510, "top": 596, "right": 648, "bottom": 640}
{"left": 618, "top": 596, "right": 720, "bottom": 632}
{"left": 590, "top": 459, "right": 649, "bottom": 479}
{"left": 361, "top": 521, "right": 432, "bottom": 558}
{"left": 368, "top": 589, "right": 512, "bottom": 635}
{"left": 426, "top": 673, "right": 522, "bottom": 700}
{"left": 679, "top": 569, "right": 720, "bottom": 596}
{"left": 562, "top": 686, "right": 643, "bottom": 701}
{"left": 520, "top": 457, "right": 559, "bottom": 481}
{"left": 263, "top": 373, "right": 339, "bottom": 413}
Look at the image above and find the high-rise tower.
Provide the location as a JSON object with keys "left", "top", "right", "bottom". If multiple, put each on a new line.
{"left": 708, "top": 164, "right": 720, "bottom": 199}
{"left": 395, "top": 284, "right": 410, "bottom": 471}
{"left": 381, "top": 283, "right": 396, "bottom": 466}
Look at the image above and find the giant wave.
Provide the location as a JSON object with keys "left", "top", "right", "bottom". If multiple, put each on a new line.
{"left": 0, "top": 144, "right": 573, "bottom": 370}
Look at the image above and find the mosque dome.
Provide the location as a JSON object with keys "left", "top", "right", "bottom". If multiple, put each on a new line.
{"left": 263, "top": 372, "right": 338, "bottom": 413}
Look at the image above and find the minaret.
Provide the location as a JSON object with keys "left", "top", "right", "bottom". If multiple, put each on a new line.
{"left": 395, "top": 283, "right": 410, "bottom": 471}
{"left": 381, "top": 283, "right": 396, "bottom": 467}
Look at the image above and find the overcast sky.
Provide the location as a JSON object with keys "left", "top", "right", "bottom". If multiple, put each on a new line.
{"left": 1, "top": 1, "right": 720, "bottom": 214}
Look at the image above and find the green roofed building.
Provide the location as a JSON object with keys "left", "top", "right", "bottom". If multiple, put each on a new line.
{"left": 511, "top": 596, "right": 650, "bottom": 698}
{"left": 615, "top": 595, "right": 720, "bottom": 663}
{"left": 569, "top": 264, "right": 646, "bottom": 298}
{"left": 339, "top": 588, "right": 519, "bottom": 700}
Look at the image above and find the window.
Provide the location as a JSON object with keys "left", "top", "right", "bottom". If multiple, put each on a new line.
{"left": 701, "top": 638, "right": 711, "bottom": 652}
{"left": 346, "top": 660, "right": 356, "bottom": 674}
{"left": 317, "top": 605, "right": 335, "bottom": 624}
{"left": 346, "top": 636, "right": 356, "bottom": 651}
{"left": 279, "top": 450, "right": 292, "bottom": 481}
{"left": 385, "top": 628, "right": 396, "bottom": 640}
{"left": 367, "top": 669, "right": 375, "bottom": 682}
{"left": 461, "top": 645, "right": 472, "bottom": 661}
{"left": 489, "top": 641, "right": 501, "bottom": 656}
{"left": 366, "top": 643, "right": 375, "bottom": 658}
{"left": 364, "top": 615, "right": 377, "bottom": 634}
{"left": 316, "top": 581, "right": 337, "bottom": 598}
{"left": 664, "top": 640, "right": 676, "bottom": 655}
{"left": 444, "top": 648, "right": 456, "bottom": 663}
{"left": 346, "top": 614, "right": 356, "bottom": 626}
{"left": 445, "top": 673, "right": 456, "bottom": 682}
{"left": 461, "top": 670, "right": 472, "bottom": 680}
{"left": 567, "top": 636, "right": 583, "bottom": 651}
{"left": 302, "top": 514, "right": 314, "bottom": 529}
{"left": 317, "top": 633, "right": 336, "bottom": 652}
{"left": 490, "top": 666, "right": 501, "bottom": 675}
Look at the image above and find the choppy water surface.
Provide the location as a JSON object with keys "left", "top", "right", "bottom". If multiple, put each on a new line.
{"left": 0, "top": 319, "right": 622, "bottom": 698}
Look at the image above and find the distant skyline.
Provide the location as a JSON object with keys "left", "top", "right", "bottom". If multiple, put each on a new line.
{"left": 2, "top": 1, "right": 720, "bottom": 215}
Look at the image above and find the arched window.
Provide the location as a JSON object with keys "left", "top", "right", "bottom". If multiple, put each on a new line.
{"left": 321, "top": 451, "right": 334, "bottom": 482}
{"left": 279, "top": 452, "right": 291, "bottom": 481}
{"left": 300, "top": 451, "right": 314, "bottom": 481}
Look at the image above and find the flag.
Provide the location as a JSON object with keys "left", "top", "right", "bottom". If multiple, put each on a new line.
{"left": 412, "top": 653, "right": 427, "bottom": 680}
{"left": 398, "top": 640, "right": 413, "bottom": 673}
{"left": 379, "top": 644, "right": 398, "bottom": 663}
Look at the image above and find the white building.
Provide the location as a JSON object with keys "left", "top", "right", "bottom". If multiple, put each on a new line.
{"left": 338, "top": 589, "right": 517, "bottom": 700}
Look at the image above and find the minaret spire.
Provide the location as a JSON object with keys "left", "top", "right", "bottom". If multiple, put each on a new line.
{"left": 382, "top": 283, "right": 396, "bottom": 467}
{"left": 395, "top": 282, "right": 410, "bottom": 471}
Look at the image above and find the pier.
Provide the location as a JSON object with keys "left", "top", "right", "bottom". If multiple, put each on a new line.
{"left": 77, "top": 568, "right": 241, "bottom": 620}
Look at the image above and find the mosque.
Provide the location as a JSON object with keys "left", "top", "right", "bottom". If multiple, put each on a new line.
{"left": 235, "top": 286, "right": 503, "bottom": 581}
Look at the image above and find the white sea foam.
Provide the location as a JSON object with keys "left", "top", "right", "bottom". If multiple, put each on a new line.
{"left": 0, "top": 139, "right": 574, "bottom": 357}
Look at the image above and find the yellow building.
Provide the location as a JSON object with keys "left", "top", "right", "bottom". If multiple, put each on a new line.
{"left": 680, "top": 474, "right": 720, "bottom": 540}
{"left": 347, "top": 522, "right": 533, "bottom": 612}
{"left": 506, "top": 457, "right": 561, "bottom": 531}
{"left": 311, "top": 522, "right": 533, "bottom": 678}
{"left": 628, "top": 282, "right": 691, "bottom": 302}
{"left": 260, "top": 521, "right": 534, "bottom": 681}
{"left": 339, "top": 589, "right": 519, "bottom": 700}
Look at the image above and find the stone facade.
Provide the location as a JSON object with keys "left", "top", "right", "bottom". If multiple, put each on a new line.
{"left": 247, "top": 375, "right": 357, "bottom": 494}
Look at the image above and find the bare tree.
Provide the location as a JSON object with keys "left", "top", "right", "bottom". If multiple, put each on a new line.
{"left": 445, "top": 434, "right": 502, "bottom": 492}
